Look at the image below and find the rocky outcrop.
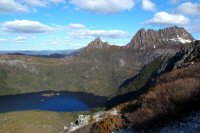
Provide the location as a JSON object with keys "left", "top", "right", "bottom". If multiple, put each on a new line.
{"left": 83, "top": 37, "right": 110, "bottom": 51}
{"left": 127, "top": 26, "right": 194, "bottom": 49}
{"left": 61, "top": 109, "right": 119, "bottom": 133}
{"left": 163, "top": 40, "right": 200, "bottom": 72}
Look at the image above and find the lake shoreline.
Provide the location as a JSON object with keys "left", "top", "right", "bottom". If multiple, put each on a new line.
{"left": 0, "top": 90, "right": 108, "bottom": 113}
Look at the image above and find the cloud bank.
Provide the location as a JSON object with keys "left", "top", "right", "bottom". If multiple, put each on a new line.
{"left": 0, "top": 0, "right": 28, "bottom": 13}
{"left": 175, "top": 2, "right": 200, "bottom": 17}
{"left": 142, "top": 0, "right": 156, "bottom": 12}
{"left": 3, "top": 20, "right": 54, "bottom": 34}
{"left": 146, "top": 11, "right": 190, "bottom": 25}
{"left": 70, "top": 0, "right": 135, "bottom": 13}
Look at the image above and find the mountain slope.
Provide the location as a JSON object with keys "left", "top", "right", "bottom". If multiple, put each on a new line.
{"left": 0, "top": 26, "right": 192, "bottom": 97}
{"left": 65, "top": 40, "right": 200, "bottom": 133}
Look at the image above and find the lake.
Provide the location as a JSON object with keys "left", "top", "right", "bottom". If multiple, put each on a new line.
{"left": 0, "top": 91, "right": 108, "bottom": 113}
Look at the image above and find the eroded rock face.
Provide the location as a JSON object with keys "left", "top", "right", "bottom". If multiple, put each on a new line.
{"left": 127, "top": 26, "right": 194, "bottom": 49}
{"left": 173, "top": 40, "right": 200, "bottom": 69}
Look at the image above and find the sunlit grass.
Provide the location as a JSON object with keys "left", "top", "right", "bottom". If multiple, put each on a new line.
{"left": 0, "top": 110, "right": 80, "bottom": 133}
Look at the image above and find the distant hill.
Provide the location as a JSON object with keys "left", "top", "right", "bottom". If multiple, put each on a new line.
{"left": 0, "top": 50, "right": 78, "bottom": 58}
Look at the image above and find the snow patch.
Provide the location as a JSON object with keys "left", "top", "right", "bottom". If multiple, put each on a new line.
{"left": 119, "top": 59, "right": 126, "bottom": 67}
{"left": 169, "top": 36, "right": 191, "bottom": 44}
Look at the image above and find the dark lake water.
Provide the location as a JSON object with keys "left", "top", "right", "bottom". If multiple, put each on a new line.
{"left": 0, "top": 91, "right": 108, "bottom": 113}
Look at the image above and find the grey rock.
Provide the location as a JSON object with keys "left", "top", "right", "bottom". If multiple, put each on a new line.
{"left": 174, "top": 40, "right": 200, "bottom": 68}
{"left": 127, "top": 26, "right": 194, "bottom": 49}
{"left": 157, "top": 40, "right": 200, "bottom": 73}
{"left": 84, "top": 37, "right": 110, "bottom": 50}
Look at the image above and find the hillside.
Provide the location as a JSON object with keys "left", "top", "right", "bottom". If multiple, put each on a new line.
{"left": 2, "top": 40, "right": 198, "bottom": 133}
{"left": 0, "top": 27, "right": 187, "bottom": 97}
{"left": 0, "top": 26, "right": 198, "bottom": 133}
{"left": 64, "top": 40, "right": 200, "bottom": 133}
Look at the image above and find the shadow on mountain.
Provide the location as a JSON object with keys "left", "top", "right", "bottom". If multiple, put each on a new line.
{"left": 118, "top": 74, "right": 138, "bottom": 89}
{"left": 106, "top": 57, "right": 164, "bottom": 109}
{"left": 164, "top": 48, "right": 186, "bottom": 72}
{"left": 105, "top": 77, "right": 152, "bottom": 109}
{"left": 106, "top": 67, "right": 156, "bottom": 109}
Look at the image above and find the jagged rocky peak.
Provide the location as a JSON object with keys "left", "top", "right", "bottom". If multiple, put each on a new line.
{"left": 127, "top": 26, "right": 194, "bottom": 49}
{"left": 84, "top": 37, "right": 110, "bottom": 50}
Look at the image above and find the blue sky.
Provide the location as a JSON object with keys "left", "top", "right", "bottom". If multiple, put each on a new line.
{"left": 0, "top": 0, "right": 199, "bottom": 50}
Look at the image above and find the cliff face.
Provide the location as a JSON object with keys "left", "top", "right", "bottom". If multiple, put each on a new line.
{"left": 127, "top": 26, "right": 194, "bottom": 49}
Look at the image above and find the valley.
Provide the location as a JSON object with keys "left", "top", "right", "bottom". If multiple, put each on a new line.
{"left": 0, "top": 26, "right": 199, "bottom": 133}
{"left": 1, "top": 1, "right": 200, "bottom": 132}
{"left": 0, "top": 27, "right": 185, "bottom": 97}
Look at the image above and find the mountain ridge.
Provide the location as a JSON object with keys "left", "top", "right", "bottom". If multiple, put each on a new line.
{"left": 81, "top": 26, "right": 194, "bottom": 52}
{"left": 127, "top": 26, "right": 194, "bottom": 49}
{"left": 82, "top": 37, "right": 124, "bottom": 52}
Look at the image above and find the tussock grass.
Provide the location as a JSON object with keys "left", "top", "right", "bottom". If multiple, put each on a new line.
{"left": 123, "top": 63, "right": 200, "bottom": 128}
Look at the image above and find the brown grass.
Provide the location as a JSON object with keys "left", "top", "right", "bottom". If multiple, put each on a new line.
{"left": 157, "top": 62, "right": 200, "bottom": 83}
{"left": 123, "top": 63, "right": 200, "bottom": 128}
{"left": 93, "top": 115, "right": 126, "bottom": 133}
{"left": 131, "top": 78, "right": 199, "bottom": 125}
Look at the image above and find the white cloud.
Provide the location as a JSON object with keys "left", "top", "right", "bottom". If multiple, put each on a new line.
{"left": 23, "top": 0, "right": 48, "bottom": 7}
{"left": 169, "top": 0, "right": 180, "bottom": 4}
{"left": 142, "top": 0, "right": 156, "bottom": 12}
{"left": 67, "top": 23, "right": 130, "bottom": 38}
{"left": 175, "top": 2, "right": 200, "bottom": 17}
{"left": 0, "top": 0, "right": 66, "bottom": 13}
{"left": 70, "top": 0, "right": 135, "bottom": 13}
{"left": 71, "top": 29, "right": 129, "bottom": 39}
{"left": 0, "top": 0, "right": 28, "bottom": 13}
{"left": 13, "top": 36, "right": 27, "bottom": 43}
{"left": 47, "top": 39, "right": 61, "bottom": 45}
{"left": 186, "top": 24, "right": 200, "bottom": 33}
{"left": 48, "top": 0, "right": 65, "bottom": 4}
{"left": 2, "top": 20, "right": 54, "bottom": 34}
{"left": 68, "top": 23, "right": 86, "bottom": 29}
{"left": 185, "top": 20, "right": 200, "bottom": 33}
{"left": 0, "top": 36, "right": 27, "bottom": 43}
{"left": 0, "top": 38, "right": 8, "bottom": 42}
{"left": 23, "top": 0, "right": 65, "bottom": 7}
{"left": 169, "top": 0, "right": 188, "bottom": 4}
{"left": 146, "top": 11, "right": 190, "bottom": 25}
